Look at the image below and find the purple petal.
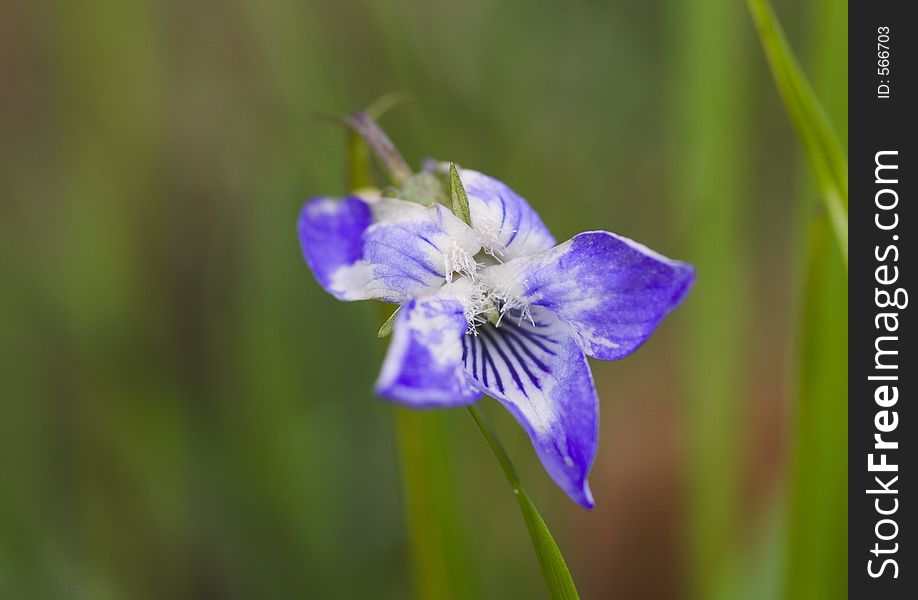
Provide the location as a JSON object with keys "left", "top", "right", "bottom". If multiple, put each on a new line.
{"left": 488, "top": 231, "right": 694, "bottom": 360}
{"left": 297, "top": 196, "right": 372, "bottom": 298}
{"left": 376, "top": 297, "right": 482, "bottom": 407}
{"left": 298, "top": 197, "right": 480, "bottom": 303}
{"left": 463, "top": 309, "right": 597, "bottom": 508}
{"left": 459, "top": 169, "right": 556, "bottom": 260}
{"left": 360, "top": 204, "right": 479, "bottom": 302}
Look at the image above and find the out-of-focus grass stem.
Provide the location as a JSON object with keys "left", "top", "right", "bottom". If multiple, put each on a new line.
{"left": 354, "top": 124, "right": 475, "bottom": 599}
{"left": 669, "top": 0, "right": 751, "bottom": 597}
{"left": 392, "top": 407, "right": 477, "bottom": 600}
{"left": 748, "top": 0, "right": 848, "bottom": 266}
{"left": 781, "top": 0, "right": 848, "bottom": 596}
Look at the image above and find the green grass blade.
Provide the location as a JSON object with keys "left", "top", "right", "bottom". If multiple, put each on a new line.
{"left": 748, "top": 0, "right": 848, "bottom": 265}
{"left": 751, "top": 0, "right": 849, "bottom": 595}
{"left": 514, "top": 492, "right": 581, "bottom": 600}
{"left": 395, "top": 409, "right": 479, "bottom": 600}
{"left": 786, "top": 216, "right": 848, "bottom": 598}
{"left": 467, "top": 405, "right": 581, "bottom": 600}
{"left": 366, "top": 142, "right": 475, "bottom": 598}
{"left": 668, "top": 0, "right": 750, "bottom": 595}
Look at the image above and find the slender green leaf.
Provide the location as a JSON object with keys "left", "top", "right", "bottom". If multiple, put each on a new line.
{"left": 668, "top": 0, "right": 750, "bottom": 595}
{"left": 467, "top": 405, "right": 581, "bottom": 600}
{"left": 786, "top": 216, "right": 848, "bottom": 598}
{"left": 395, "top": 409, "right": 479, "bottom": 600}
{"left": 377, "top": 305, "right": 400, "bottom": 338}
{"left": 380, "top": 302, "right": 477, "bottom": 600}
{"left": 363, "top": 132, "right": 475, "bottom": 598}
{"left": 748, "top": 0, "right": 848, "bottom": 265}
{"left": 752, "top": 1, "right": 848, "bottom": 596}
{"left": 449, "top": 163, "right": 473, "bottom": 227}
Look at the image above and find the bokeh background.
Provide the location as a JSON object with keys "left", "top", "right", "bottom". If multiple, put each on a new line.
{"left": 1, "top": 0, "right": 847, "bottom": 598}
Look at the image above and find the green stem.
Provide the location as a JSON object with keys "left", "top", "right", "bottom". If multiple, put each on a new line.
{"left": 394, "top": 408, "right": 476, "bottom": 600}
{"left": 466, "top": 405, "right": 523, "bottom": 491}
{"left": 353, "top": 122, "right": 473, "bottom": 598}
{"left": 668, "top": 0, "right": 749, "bottom": 595}
{"left": 784, "top": 0, "right": 848, "bottom": 595}
{"left": 467, "top": 405, "right": 581, "bottom": 600}
{"left": 748, "top": 0, "right": 849, "bottom": 266}
{"left": 345, "top": 112, "right": 412, "bottom": 185}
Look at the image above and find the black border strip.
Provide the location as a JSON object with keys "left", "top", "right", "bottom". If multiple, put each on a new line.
{"left": 850, "top": 2, "right": 914, "bottom": 596}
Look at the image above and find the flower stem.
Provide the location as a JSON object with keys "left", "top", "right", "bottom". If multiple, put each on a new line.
{"left": 466, "top": 405, "right": 581, "bottom": 600}
{"left": 394, "top": 408, "right": 477, "bottom": 600}
{"left": 344, "top": 112, "right": 412, "bottom": 185}
{"left": 466, "top": 405, "right": 522, "bottom": 491}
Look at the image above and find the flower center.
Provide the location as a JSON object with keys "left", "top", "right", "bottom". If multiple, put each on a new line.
{"left": 440, "top": 247, "right": 532, "bottom": 336}
{"left": 464, "top": 279, "right": 533, "bottom": 336}
{"left": 443, "top": 241, "right": 479, "bottom": 283}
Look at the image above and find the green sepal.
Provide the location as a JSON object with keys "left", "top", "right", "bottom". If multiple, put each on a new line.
{"left": 449, "top": 163, "right": 473, "bottom": 226}
{"left": 398, "top": 172, "right": 447, "bottom": 207}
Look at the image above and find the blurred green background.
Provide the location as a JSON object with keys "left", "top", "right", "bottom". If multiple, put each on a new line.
{"left": 0, "top": 0, "right": 847, "bottom": 598}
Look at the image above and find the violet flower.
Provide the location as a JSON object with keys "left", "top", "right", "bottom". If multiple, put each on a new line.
{"left": 298, "top": 166, "right": 694, "bottom": 508}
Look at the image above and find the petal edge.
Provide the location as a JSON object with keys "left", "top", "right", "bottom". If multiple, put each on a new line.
{"left": 297, "top": 196, "right": 373, "bottom": 299}
{"left": 376, "top": 297, "right": 482, "bottom": 408}
{"left": 463, "top": 309, "right": 598, "bottom": 508}
{"left": 486, "top": 231, "right": 695, "bottom": 360}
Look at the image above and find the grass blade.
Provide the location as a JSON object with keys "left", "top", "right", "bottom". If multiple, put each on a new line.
{"left": 751, "top": 0, "right": 849, "bottom": 595}
{"left": 467, "top": 405, "right": 581, "bottom": 600}
{"left": 364, "top": 136, "right": 475, "bottom": 598}
{"left": 748, "top": 0, "right": 848, "bottom": 264}
{"left": 395, "top": 409, "right": 479, "bottom": 600}
{"left": 786, "top": 216, "right": 848, "bottom": 598}
{"left": 668, "top": 0, "right": 750, "bottom": 595}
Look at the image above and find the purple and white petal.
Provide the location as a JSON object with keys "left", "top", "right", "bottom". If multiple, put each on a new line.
{"left": 459, "top": 169, "right": 556, "bottom": 261}
{"left": 366, "top": 196, "right": 429, "bottom": 223}
{"left": 463, "top": 308, "right": 598, "bottom": 508}
{"left": 360, "top": 202, "right": 481, "bottom": 299}
{"left": 297, "top": 196, "right": 374, "bottom": 299}
{"left": 299, "top": 197, "right": 480, "bottom": 303}
{"left": 376, "top": 297, "right": 481, "bottom": 408}
{"left": 484, "top": 231, "right": 695, "bottom": 360}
